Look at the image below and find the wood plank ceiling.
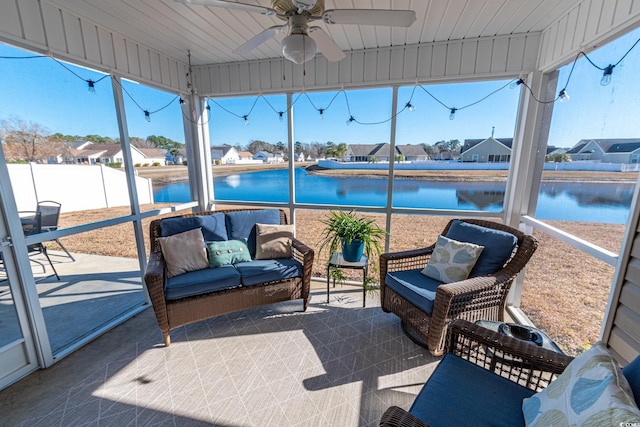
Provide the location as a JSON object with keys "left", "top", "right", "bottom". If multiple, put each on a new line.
{"left": 47, "top": 0, "right": 580, "bottom": 66}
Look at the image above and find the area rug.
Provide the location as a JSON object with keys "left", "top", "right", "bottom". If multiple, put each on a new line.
{"left": 2, "top": 288, "right": 439, "bottom": 427}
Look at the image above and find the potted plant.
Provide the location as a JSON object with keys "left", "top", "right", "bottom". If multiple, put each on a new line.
{"left": 319, "top": 210, "right": 386, "bottom": 262}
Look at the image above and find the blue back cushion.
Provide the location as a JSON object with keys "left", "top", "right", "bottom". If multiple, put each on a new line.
{"left": 160, "top": 213, "right": 228, "bottom": 242}
{"left": 623, "top": 355, "right": 640, "bottom": 404}
{"left": 225, "top": 209, "right": 281, "bottom": 257}
{"left": 445, "top": 220, "right": 518, "bottom": 276}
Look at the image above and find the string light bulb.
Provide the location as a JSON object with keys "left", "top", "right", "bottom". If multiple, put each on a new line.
{"left": 243, "top": 115, "right": 249, "bottom": 125}
{"left": 601, "top": 65, "right": 614, "bottom": 86}
{"left": 346, "top": 116, "right": 355, "bottom": 126}
{"left": 558, "top": 89, "right": 570, "bottom": 102}
{"left": 449, "top": 108, "right": 457, "bottom": 120}
{"left": 87, "top": 79, "right": 96, "bottom": 95}
{"left": 319, "top": 108, "right": 324, "bottom": 119}
{"left": 510, "top": 78, "right": 524, "bottom": 89}
{"left": 144, "top": 110, "right": 151, "bottom": 122}
{"left": 405, "top": 102, "right": 415, "bottom": 112}
{"left": 278, "top": 112, "right": 284, "bottom": 122}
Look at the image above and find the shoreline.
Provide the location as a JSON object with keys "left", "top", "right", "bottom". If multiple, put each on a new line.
{"left": 137, "top": 163, "right": 639, "bottom": 186}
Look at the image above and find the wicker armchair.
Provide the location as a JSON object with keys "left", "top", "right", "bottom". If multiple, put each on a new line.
{"left": 379, "top": 319, "right": 574, "bottom": 427}
{"left": 380, "top": 219, "right": 537, "bottom": 356}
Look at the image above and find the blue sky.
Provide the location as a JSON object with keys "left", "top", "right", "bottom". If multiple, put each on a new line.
{"left": 1, "top": 25, "right": 639, "bottom": 149}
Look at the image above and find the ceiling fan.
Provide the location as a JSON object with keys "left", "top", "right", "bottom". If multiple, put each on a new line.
{"left": 175, "top": 0, "right": 417, "bottom": 64}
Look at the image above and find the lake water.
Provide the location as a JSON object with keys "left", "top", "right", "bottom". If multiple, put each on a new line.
{"left": 153, "top": 168, "right": 635, "bottom": 224}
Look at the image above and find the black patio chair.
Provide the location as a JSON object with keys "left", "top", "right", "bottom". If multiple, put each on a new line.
{"left": 20, "top": 211, "right": 60, "bottom": 280}
{"left": 36, "top": 200, "right": 74, "bottom": 261}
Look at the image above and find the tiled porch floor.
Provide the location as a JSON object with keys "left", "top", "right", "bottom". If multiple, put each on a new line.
{"left": 1, "top": 286, "right": 440, "bottom": 426}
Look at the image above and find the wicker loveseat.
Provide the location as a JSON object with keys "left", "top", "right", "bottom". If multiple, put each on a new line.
{"left": 380, "top": 219, "right": 537, "bottom": 356}
{"left": 144, "top": 208, "right": 314, "bottom": 346}
{"left": 380, "top": 320, "right": 640, "bottom": 426}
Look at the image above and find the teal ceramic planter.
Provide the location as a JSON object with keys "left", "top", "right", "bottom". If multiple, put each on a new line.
{"left": 342, "top": 239, "right": 364, "bottom": 262}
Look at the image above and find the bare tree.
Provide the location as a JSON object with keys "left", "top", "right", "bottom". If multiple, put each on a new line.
{"left": 130, "top": 137, "right": 156, "bottom": 148}
{"left": 1, "top": 117, "right": 65, "bottom": 163}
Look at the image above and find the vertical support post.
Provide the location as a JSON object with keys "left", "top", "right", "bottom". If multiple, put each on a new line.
{"left": 384, "top": 86, "right": 399, "bottom": 253}
{"left": 286, "top": 92, "right": 296, "bottom": 224}
{"left": 183, "top": 95, "right": 213, "bottom": 211}
{"left": 111, "top": 75, "right": 147, "bottom": 275}
{"left": 504, "top": 71, "right": 557, "bottom": 309}
{"left": 196, "top": 97, "right": 214, "bottom": 210}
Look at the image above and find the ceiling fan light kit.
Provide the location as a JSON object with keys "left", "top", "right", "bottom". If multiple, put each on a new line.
{"left": 177, "top": 0, "right": 416, "bottom": 64}
{"left": 282, "top": 33, "right": 316, "bottom": 64}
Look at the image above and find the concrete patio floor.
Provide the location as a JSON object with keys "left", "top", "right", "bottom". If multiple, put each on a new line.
{"left": 0, "top": 253, "right": 440, "bottom": 426}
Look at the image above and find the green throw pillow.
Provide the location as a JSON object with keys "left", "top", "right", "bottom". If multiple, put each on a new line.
{"left": 421, "top": 235, "right": 484, "bottom": 283}
{"left": 207, "top": 240, "right": 251, "bottom": 268}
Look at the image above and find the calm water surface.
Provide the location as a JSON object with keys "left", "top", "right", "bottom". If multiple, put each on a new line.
{"left": 153, "top": 168, "right": 634, "bottom": 224}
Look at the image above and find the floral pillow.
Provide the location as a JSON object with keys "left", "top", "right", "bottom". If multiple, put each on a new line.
{"left": 421, "top": 235, "right": 484, "bottom": 283}
{"left": 522, "top": 342, "right": 640, "bottom": 426}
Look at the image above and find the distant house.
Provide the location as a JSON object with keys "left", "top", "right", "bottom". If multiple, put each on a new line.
{"left": 346, "top": 143, "right": 427, "bottom": 162}
{"left": 211, "top": 145, "right": 240, "bottom": 164}
{"left": 165, "top": 148, "right": 187, "bottom": 165}
{"left": 459, "top": 137, "right": 513, "bottom": 162}
{"left": 237, "top": 151, "right": 253, "bottom": 161}
{"left": 138, "top": 148, "right": 167, "bottom": 165}
{"left": 253, "top": 151, "right": 283, "bottom": 163}
{"left": 396, "top": 145, "right": 429, "bottom": 161}
{"left": 296, "top": 152, "right": 305, "bottom": 162}
{"left": 65, "top": 143, "right": 168, "bottom": 165}
{"left": 567, "top": 138, "right": 640, "bottom": 163}
{"left": 546, "top": 146, "right": 567, "bottom": 156}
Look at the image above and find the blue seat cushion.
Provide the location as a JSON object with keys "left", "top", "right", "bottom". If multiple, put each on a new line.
{"left": 165, "top": 265, "right": 241, "bottom": 300}
{"left": 161, "top": 213, "right": 228, "bottom": 242}
{"left": 235, "top": 259, "right": 303, "bottom": 287}
{"left": 623, "top": 355, "right": 640, "bottom": 404}
{"left": 445, "top": 220, "right": 518, "bottom": 276}
{"left": 385, "top": 269, "right": 441, "bottom": 314}
{"left": 225, "top": 209, "right": 281, "bottom": 257}
{"left": 410, "top": 353, "right": 535, "bottom": 427}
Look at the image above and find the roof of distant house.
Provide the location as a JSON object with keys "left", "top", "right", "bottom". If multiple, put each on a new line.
{"left": 78, "top": 143, "right": 123, "bottom": 158}
{"left": 570, "top": 138, "right": 640, "bottom": 154}
{"left": 396, "top": 144, "right": 428, "bottom": 156}
{"left": 138, "top": 148, "right": 166, "bottom": 158}
{"left": 461, "top": 137, "right": 513, "bottom": 154}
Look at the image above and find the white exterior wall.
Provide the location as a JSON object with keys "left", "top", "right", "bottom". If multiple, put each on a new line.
{"left": 538, "top": 0, "right": 640, "bottom": 72}
{"left": 8, "top": 163, "right": 153, "bottom": 213}
{"left": 0, "top": 1, "right": 188, "bottom": 94}
{"left": 194, "top": 33, "right": 541, "bottom": 96}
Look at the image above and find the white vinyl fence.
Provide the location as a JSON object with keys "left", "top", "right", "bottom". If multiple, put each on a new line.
{"left": 9, "top": 163, "right": 154, "bottom": 213}
{"left": 318, "top": 159, "right": 640, "bottom": 172}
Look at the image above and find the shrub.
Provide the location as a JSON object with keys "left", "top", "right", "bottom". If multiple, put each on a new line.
{"left": 142, "top": 163, "right": 149, "bottom": 167}
{"left": 214, "top": 159, "right": 221, "bottom": 165}
{"left": 106, "top": 162, "right": 122, "bottom": 168}
{"left": 152, "top": 162, "right": 161, "bottom": 167}
{"left": 134, "top": 163, "right": 141, "bottom": 167}
{"left": 182, "top": 160, "right": 188, "bottom": 166}
{"left": 546, "top": 153, "right": 571, "bottom": 163}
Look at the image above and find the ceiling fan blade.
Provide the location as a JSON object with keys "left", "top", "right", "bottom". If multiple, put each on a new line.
{"left": 322, "top": 9, "right": 417, "bottom": 27}
{"left": 233, "top": 25, "right": 286, "bottom": 54}
{"left": 308, "top": 27, "right": 345, "bottom": 62}
{"left": 174, "top": 0, "right": 276, "bottom": 16}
